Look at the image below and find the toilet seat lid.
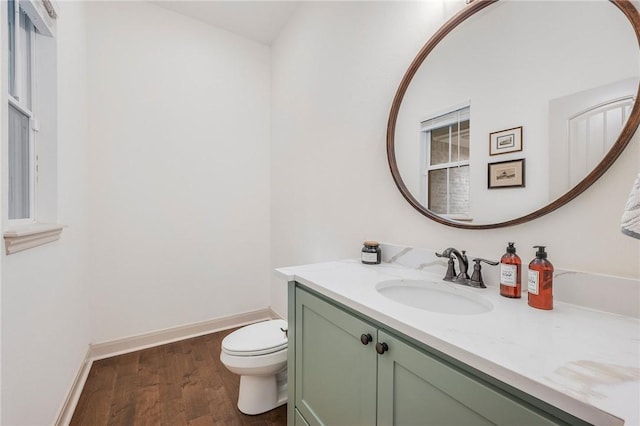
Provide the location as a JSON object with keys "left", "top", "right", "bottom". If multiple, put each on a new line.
{"left": 222, "top": 319, "right": 288, "bottom": 356}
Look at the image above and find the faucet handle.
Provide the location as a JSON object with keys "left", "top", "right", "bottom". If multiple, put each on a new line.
{"left": 474, "top": 258, "right": 498, "bottom": 266}
{"left": 469, "top": 258, "right": 498, "bottom": 288}
{"left": 435, "top": 251, "right": 457, "bottom": 280}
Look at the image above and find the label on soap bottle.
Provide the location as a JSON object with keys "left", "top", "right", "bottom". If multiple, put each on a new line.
{"left": 527, "top": 269, "right": 539, "bottom": 295}
{"left": 500, "top": 264, "right": 517, "bottom": 287}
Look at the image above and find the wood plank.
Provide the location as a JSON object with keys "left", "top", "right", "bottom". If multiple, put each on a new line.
{"left": 160, "top": 398, "right": 188, "bottom": 426}
{"left": 187, "top": 414, "right": 216, "bottom": 426}
{"left": 204, "top": 382, "right": 245, "bottom": 425}
{"left": 106, "top": 352, "right": 139, "bottom": 426}
{"left": 159, "top": 344, "right": 188, "bottom": 425}
{"left": 264, "top": 406, "right": 287, "bottom": 426}
{"left": 134, "top": 346, "right": 161, "bottom": 425}
{"left": 69, "top": 357, "right": 118, "bottom": 426}
{"left": 174, "top": 339, "right": 210, "bottom": 422}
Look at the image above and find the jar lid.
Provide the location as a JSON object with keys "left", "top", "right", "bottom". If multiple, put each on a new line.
{"left": 364, "top": 240, "right": 379, "bottom": 247}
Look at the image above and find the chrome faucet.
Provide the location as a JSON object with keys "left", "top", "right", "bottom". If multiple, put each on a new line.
{"left": 435, "top": 248, "right": 498, "bottom": 288}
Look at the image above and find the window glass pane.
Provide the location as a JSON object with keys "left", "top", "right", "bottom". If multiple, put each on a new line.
{"left": 430, "top": 120, "right": 470, "bottom": 165}
{"left": 8, "top": 0, "right": 16, "bottom": 97}
{"left": 448, "top": 166, "right": 470, "bottom": 214}
{"left": 451, "top": 120, "right": 470, "bottom": 162}
{"left": 428, "top": 169, "right": 447, "bottom": 214}
{"left": 430, "top": 126, "right": 450, "bottom": 166}
{"left": 9, "top": 6, "right": 34, "bottom": 107}
{"left": 8, "top": 105, "right": 31, "bottom": 220}
{"left": 428, "top": 166, "right": 469, "bottom": 215}
{"left": 19, "top": 10, "right": 33, "bottom": 109}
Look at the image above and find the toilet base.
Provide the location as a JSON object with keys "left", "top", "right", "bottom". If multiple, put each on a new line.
{"left": 237, "top": 369, "right": 287, "bottom": 415}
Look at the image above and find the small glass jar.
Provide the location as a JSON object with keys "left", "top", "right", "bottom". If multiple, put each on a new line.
{"left": 361, "top": 241, "right": 381, "bottom": 265}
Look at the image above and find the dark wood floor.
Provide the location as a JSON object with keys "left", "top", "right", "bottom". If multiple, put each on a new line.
{"left": 70, "top": 327, "right": 287, "bottom": 426}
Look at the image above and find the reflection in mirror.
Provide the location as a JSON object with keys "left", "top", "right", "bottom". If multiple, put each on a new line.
{"left": 423, "top": 106, "right": 470, "bottom": 220}
{"left": 549, "top": 77, "right": 636, "bottom": 200}
{"left": 390, "top": 0, "right": 640, "bottom": 228}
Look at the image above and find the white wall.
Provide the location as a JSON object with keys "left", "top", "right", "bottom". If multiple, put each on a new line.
{"left": 270, "top": 1, "right": 640, "bottom": 316}
{"left": 1, "top": 2, "right": 92, "bottom": 424}
{"left": 86, "top": 2, "right": 272, "bottom": 342}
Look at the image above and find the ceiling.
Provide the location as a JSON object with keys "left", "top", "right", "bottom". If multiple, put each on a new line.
{"left": 150, "top": 1, "right": 300, "bottom": 45}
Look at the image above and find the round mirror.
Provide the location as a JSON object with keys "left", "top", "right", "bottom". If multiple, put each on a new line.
{"left": 387, "top": 0, "right": 640, "bottom": 229}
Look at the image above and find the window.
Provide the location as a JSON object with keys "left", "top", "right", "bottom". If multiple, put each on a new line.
{"left": 4, "top": 0, "right": 61, "bottom": 254}
{"left": 7, "top": 1, "right": 36, "bottom": 222}
{"left": 421, "top": 106, "right": 470, "bottom": 218}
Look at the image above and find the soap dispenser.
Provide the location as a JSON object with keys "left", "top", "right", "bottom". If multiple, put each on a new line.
{"left": 500, "top": 242, "right": 521, "bottom": 298}
{"left": 527, "top": 246, "right": 554, "bottom": 310}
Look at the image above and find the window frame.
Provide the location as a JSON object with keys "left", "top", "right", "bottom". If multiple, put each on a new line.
{"left": 7, "top": 2, "right": 37, "bottom": 225}
{"left": 3, "top": 0, "right": 61, "bottom": 254}
{"left": 421, "top": 106, "right": 471, "bottom": 219}
{"left": 7, "top": 100, "right": 36, "bottom": 225}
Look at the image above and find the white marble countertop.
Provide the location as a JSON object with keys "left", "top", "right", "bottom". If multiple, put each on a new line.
{"left": 276, "top": 259, "right": 640, "bottom": 426}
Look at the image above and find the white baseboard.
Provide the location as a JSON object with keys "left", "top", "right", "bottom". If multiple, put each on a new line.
{"left": 55, "top": 347, "right": 92, "bottom": 426}
{"left": 90, "top": 308, "right": 276, "bottom": 360}
{"left": 269, "top": 306, "right": 284, "bottom": 320}
{"left": 56, "top": 307, "right": 282, "bottom": 425}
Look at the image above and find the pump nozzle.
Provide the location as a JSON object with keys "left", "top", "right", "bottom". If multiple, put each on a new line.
{"left": 533, "top": 245, "right": 548, "bottom": 259}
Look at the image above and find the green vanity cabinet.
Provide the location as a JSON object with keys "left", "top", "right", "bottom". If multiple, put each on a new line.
{"left": 289, "top": 283, "right": 590, "bottom": 426}
{"left": 376, "top": 330, "right": 560, "bottom": 425}
{"left": 294, "top": 286, "right": 378, "bottom": 425}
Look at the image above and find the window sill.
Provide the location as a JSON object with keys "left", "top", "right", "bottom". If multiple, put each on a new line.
{"left": 442, "top": 214, "right": 474, "bottom": 222}
{"left": 3, "top": 223, "right": 64, "bottom": 255}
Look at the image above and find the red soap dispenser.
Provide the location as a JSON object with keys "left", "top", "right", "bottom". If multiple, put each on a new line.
{"left": 527, "top": 246, "right": 554, "bottom": 310}
{"left": 500, "top": 242, "right": 521, "bottom": 298}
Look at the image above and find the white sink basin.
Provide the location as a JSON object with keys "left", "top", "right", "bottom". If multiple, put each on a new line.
{"left": 376, "top": 279, "right": 493, "bottom": 315}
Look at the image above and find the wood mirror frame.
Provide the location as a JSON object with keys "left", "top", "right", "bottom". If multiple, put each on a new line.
{"left": 386, "top": 0, "right": 640, "bottom": 230}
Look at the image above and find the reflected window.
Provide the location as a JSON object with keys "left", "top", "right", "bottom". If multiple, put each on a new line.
{"left": 421, "top": 107, "right": 470, "bottom": 217}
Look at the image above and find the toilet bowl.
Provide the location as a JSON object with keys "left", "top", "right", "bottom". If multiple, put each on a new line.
{"left": 220, "top": 319, "right": 288, "bottom": 415}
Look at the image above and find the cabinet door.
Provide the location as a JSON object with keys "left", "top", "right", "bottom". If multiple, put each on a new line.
{"left": 376, "top": 331, "right": 560, "bottom": 426}
{"left": 295, "top": 288, "right": 377, "bottom": 426}
{"left": 294, "top": 408, "right": 311, "bottom": 426}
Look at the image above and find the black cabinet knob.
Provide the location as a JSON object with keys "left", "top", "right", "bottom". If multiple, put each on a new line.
{"left": 360, "top": 333, "right": 373, "bottom": 345}
{"left": 376, "top": 342, "right": 389, "bottom": 354}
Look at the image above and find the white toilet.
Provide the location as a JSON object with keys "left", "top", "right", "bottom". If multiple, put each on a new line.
{"left": 220, "top": 319, "right": 288, "bottom": 415}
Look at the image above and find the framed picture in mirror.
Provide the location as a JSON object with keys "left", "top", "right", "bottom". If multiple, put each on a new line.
{"left": 488, "top": 159, "right": 525, "bottom": 189}
{"left": 490, "top": 126, "right": 523, "bottom": 155}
